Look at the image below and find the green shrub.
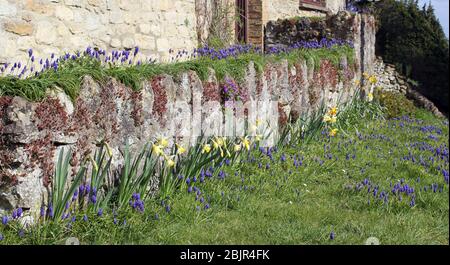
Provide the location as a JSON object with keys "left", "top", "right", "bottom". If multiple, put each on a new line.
{"left": 375, "top": 90, "right": 416, "bottom": 118}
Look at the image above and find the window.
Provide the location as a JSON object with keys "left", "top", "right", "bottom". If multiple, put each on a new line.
{"left": 236, "top": 0, "right": 248, "bottom": 43}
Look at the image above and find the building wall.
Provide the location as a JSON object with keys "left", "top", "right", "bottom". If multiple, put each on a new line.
{"left": 262, "top": 0, "right": 347, "bottom": 26}
{"left": 0, "top": 0, "right": 198, "bottom": 65}
{"left": 326, "top": 0, "right": 347, "bottom": 13}
{"left": 263, "top": 0, "right": 324, "bottom": 26}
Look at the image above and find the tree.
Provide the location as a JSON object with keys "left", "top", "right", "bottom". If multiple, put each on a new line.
{"left": 374, "top": 0, "right": 449, "bottom": 114}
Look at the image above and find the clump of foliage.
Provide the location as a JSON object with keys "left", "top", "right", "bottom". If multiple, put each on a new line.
{"left": 0, "top": 43, "right": 353, "bottom": 102}
{"left": 374, "top": 90, "right": 416, "bottom": 118}
{"left": 374, "top": 0, "right": 449, "bottom": 114}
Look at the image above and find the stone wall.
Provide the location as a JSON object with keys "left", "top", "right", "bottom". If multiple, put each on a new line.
{"left": 0, "top": 0, "right": 198, "bottom": 64}
{"left": 0, "top": 54, "right": 358, "bottom": 215}
{"left": 264, "top": 11, "right": 377, "bottom": 82}
{"left": 373, "top": 57, "right": 408, "bottom": 95}
{"left": 373, "top": 57, "right": 445, "bottom": 118}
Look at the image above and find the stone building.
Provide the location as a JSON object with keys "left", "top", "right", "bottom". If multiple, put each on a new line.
{"left": 1, "top": 0, "right": 346, "bottom": 64}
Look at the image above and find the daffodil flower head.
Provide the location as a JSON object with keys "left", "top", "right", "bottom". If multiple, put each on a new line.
{"left": 211, "top": 138, "right": 220, "bottom": 149}
{"left": 330, "top": 116, "right": 337, "bottom": 123}
{"left": 367, "top": 92, "right": 374, "bottom": 102}
{"left": 157, "top": 137, "right": 169, "bottom": 148}
{"left": 256, "top": 119, "right": 262, "bottom": 126}
{"left": 328, "top": 106, "right": 338, "bottom": 116}
{"left": 369, "top": 75, "right": 377, "bottom": 84}
{"left": 323, "top": 114, "right": 332, "bottom": 123}
{"left": 329, "top": 128, "right": 338, "bottom": 137}
{"left": 175, "top": 143, "right": 186, "bottom": 155}
{"left": 363, "top": 72, "right": 369, "bottom": 79}
{"left": 167, "top": 159, "right": 175, "bottom": 167}
{"left": 234, "top": 144, "right": 242, "bottom": 152}
{"left": 241, "top": 137, "right": 251, "bottom": 151}
{"left": 255, "top": 134, "right": 262, "bottom": 142}
{"left": 202, "top": 144, "right": 211, "bottom": 154}
{"left": 152, "top": 144, "right": 164, "bottom": 156}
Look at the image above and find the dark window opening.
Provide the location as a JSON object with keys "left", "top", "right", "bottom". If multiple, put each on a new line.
{"left": 236, "top": 0, "right": 248, "bottom": 43}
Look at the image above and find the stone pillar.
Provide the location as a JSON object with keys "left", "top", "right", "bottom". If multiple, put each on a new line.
{"left": 247, "top": 0, "right": 263, "bottom": 48}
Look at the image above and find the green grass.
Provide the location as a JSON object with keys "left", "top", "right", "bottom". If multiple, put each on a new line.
{"left": 1, "top": 104, "right": 448, "bottom": 245}
{"left": 0, "top": 46, "right": 354, "bottom": 102}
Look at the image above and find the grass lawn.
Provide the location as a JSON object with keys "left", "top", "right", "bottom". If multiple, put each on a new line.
{"left": 1, "top": 106, "right": 448, "bottom": 245}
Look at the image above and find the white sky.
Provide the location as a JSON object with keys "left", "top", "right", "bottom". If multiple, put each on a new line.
{"left": 418, "top": 0, "right": 449, "bottom": 37}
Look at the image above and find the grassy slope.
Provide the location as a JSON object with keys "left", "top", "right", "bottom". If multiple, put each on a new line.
{"left": 2, "top": 108, "right": 448, "bottom": 245}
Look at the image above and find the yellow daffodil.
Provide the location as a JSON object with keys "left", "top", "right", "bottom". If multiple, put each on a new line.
{"left": 255, "top": 134, "right": 262, "bottom": 142}
{"left": 329, "top": 128, "right": 338, "bottom": 137}
{"left": 256, "top": 118, "right": 262, "bottom": 126}
{"left": 241, "top": 137, "right": 251, "bottom": 151}
{"left": 234, "top": 144, "right": 242, "bottom": 152}
{"left": 211, "top": 138, "right": 221, "bottom": 150}
{"left": 363, "top": 72, "right": 369, "bottom": 79}
{"left": 152, "top": 143, "right": 164, "bottom": 156}
{"left": 157, "top": 137, "right": 169, "bottom": 148}
{"left": 166, "top": 159, "right": 175, "bottom": 167}
{"left": 218, "top": 137, "right": 226, "bottom": 147}
{"left": 202, "top": 144, "right": 211, "bottom": 154}
{"left": 328, "top": 106, "right": 338, "bottom": 116}
{"left": 175, "top": 143, "right": 186, "bottom": 155}
{"left": 323, "top": 114, "right": 332, "bottom": 123}
{"left": 367, "top": 92, "right": 374, "bottom": 102}
{"left": 354, "top": 79, "right": 361, "bottom": 86}
{"left": 369, "top": 75, "right": 377, "bottom": 84}
{"left": 323, "top": 114, "right": 337, "bottom": 123}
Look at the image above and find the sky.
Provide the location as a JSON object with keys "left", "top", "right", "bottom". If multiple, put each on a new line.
{"left": 418, "top": 0, "right": 449, "bottom": 37}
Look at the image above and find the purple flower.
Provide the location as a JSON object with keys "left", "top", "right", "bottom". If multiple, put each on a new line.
{"left": 97, "top": 208, "right": 103, "bottom": 217}
{"left": 165, "top": 205, "right": 171, "bottom": 213}
{"left": 83, "top": 215, "right": 88, "bottom": 222}
{"left": 330, "top": 231, "right": 335, "bottom": 240}
{"left": 48, "top": 204, "right": 54, "bottom": 218}
{"left": 409, "top": 198, "right": 415, "bottom": 207}
{"left": 91, "top": 194, "right": 97, "bottom": 204}
{"left": 0, "top": 234, "right": 3, "bottom": 241}
{"left": 2, "top": 216, "right": 8, "bottom": 226}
